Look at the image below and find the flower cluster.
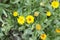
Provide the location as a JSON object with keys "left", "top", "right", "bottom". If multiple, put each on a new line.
{"left": 12, "top": 0, "right": 60, "bottom": 40}
{"left": 13, "top": 12, "right": 34, "bottom": 25}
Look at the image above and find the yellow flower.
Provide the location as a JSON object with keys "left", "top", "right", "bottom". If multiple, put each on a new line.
{"left": 34, "top": 11, "right": 39, "bottom": 17}
{"left": 56, "top": 28, "right": 60, "bottom": 33}
{"left": 17, "top": 16, "right": 25, "bottom": 25}
{"left": 40, "top": 34, "right": 47, "bottom": 40}
{"left": 13, "top": 11, "right": 18, "bottom": 17}
{"left": 26, "top": 15, "right": 34, "bottom": 24}
{"left": 36, "top": 24, "right": 41, "bottom": 30}
{"left": 51, "top": 1, "right": 59, "bottom": 8}
{"left": 46, "top": 11, "right": 51, "bottom": 16}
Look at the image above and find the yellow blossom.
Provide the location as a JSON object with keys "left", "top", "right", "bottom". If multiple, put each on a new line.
{"left": 56, "top": 28, "right": 60, "bottom": 33}
{"left": 13, "top": 11, "right": 18, "bottom": 17}
{"left": 26, "top": 15, "right": 34, "bottom": 24}
{"left": 46, "top": 11, "right": 51, "bottom": 16}
{"left": 34, "top": 11, "right": 39, "bottom": 17}
{"left": 40, "top": 34, "right": 47, "bottom": 40}
{"left": 17, "top": 16, "right": 25, "bottom": 25}
{"left": 36, "top": 24, "right": 41, "bottom": 30}
{"left": 51, "top": 1, "right": 59, "bottom": 8}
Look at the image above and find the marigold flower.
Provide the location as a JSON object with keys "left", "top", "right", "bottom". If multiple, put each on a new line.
{"left": 34, "top": 11, "right": 39, "bottom": 17}
{"left": 56, "top": 28, "right": 60, "bottom": 33}
{"left": 51, "top": 1, "right": 59, "bottom": 8}
{"left": 17, "top": 16, "right": 25, "bottom": 25}
{"left": 13, "top": 11, "right": 18, "bottom": 17}
{"left": 26, "top": 15, "right": 34, "bottom": 24}
{"left": 36, "top": 24, "right": 41, "bottom": 30}
{"left": 46, "top": 11, "right": 51, "bottom": 16}
{"left": 40, "top": 34, "right": 47, "bottom": 40}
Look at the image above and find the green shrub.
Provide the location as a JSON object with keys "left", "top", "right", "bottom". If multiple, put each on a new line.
{"left": 0, "top": 0, "right": 60, "bottom": 40}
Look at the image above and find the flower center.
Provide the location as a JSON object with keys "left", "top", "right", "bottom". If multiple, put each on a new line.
{"left": 29, "top": 18, "right": 31, "bottom": 21}
{"left": 42, "top": 35, "right": 44, "bottom": 37}
{"left": 58, "top": 29, "right": 60, "bottom": 31}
